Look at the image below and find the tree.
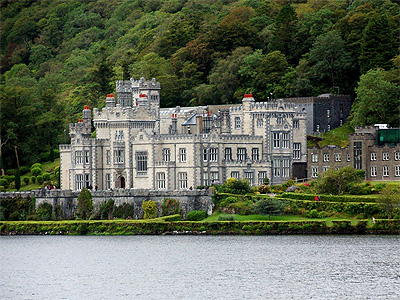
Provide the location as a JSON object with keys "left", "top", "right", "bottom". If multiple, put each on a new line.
{"left": 142, "top": 200, "right": 157, "bottom": 219}
{"left": 161, "top": 198, "right": 181, "bottom": 217}
{"left": 255, "top": 198, "right": 284, "bottom": 220}
{"left": 377, "top": 185, "right": 400, "bottom": 219}
{"left": 350, "top": 68, "right": 399, "bottom": 128}
{"left": 14, "top": 168, "right": 20, "bottom": 191}
{"left": 316, "top": 166, "right": 364, "bottom": 195}
{"left": 359, "top": 14, "right": 397, "bottom": 74}
{"left": 76, "top": 187, "right": 93, "bottom": 219}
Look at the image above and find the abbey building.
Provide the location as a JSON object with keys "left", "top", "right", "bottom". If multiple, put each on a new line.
{"left": 59, "top": 78, "right": 307, "bottom": 190}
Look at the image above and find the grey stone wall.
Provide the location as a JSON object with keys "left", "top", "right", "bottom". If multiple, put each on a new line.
{"left": 0, "top": 189, "right": 213, "bottom": 220}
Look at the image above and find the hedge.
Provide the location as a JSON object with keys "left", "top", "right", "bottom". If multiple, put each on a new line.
{"left": 1, "top": 219, "right": 398, "bottom": 235}
{"left": 280, "top": 193, "right": 376, "bottom": 203}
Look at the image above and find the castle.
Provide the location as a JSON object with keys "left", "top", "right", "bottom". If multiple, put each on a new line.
{"left": 59, "top": 77, "right": 308, "bottom": 190}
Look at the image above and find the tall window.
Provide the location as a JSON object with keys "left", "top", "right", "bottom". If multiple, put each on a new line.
{"left": 203, "top": 172, "right": 209, "bottom": 186}
{"left": 252, "top": 148, "right": 259, "bottom": 161}
{"left": 84, "top": 150, "right": 90, "bottom": 164}
{"left": 273, "top": 159, "right": 281, "bottom": 177}
{"left": 354, "top": 142, "right": 362, "bottom": 169}
{"left": 395, "top": 166, "right": 400, "bottom": 177}
{"left": 311, "top": 166, "right": 318, "bottom": 178}
{"left": 231, "top": 171, "right": 239, "bottom": 179}
{"left": 136, "top": 151, "right": 148, "bottom": 175}
{"left": 311, "top": 153, "right": 318, "bottom": 163}
{"left": 383, "top": 152, "right": 389, "bottom": 161}
{"left": 75, "top": 151, "right": 83, "bottom": 164}
{"left": 114, "top": 149, "right": 124, "bottom": 164}
{"left": 235, "top": 117, "right": 241, "bottom": 129}
{"left": 163, "top": 148, "right": 170, "bottom": 162}
{"left": 371, "top": 152, "right": 377, "bottom": 161}
{"left": 293, "top": 120, "right": 299, "bottom": 129}
{"left": 323, "top": 153, "right": 330, "bottom": 162}
{"left": 383, "top": 166, "right": 389, "bottom": 177}
{"left": 282, "top": 159, "right": 290, "bottom": 177}
{"left": 76, "top": 174, "right": 83, "bottom": 190}
{"left": 179, "top": 148, "right": 186, "bottom": 163}
{"left": 237, "top": 148, "right": 247, "bottom": 161}
{"left": 105, "top": 174, "right": 111, "bottom": 190}
{"left": 346, "top": 153, "right": 351, "bottom": 162}
{"left": 178, "top": 172, "right": 188, "bottom": 189}
{"left": 258, "top": 171, "right": 267, "bottom": 185}
{"left": 84, "top": 174, "right": 90, "bottom": 188}
{"left": 210, "top": 171, "right": 219, "bottom": 183}
{"left": 209, "top": 148, "right": 218, "bottom": 162}
{"left": 327, "top": 109, "right": 330, "bottom": 118}
{"left": 395, "top": 152, "right": 400, "bottom": 161}
{"left": 257, "top": 118, "right": 263, "bottom": 128}
{"left": 106, "top": 150, "right": 111, "bottom": 165}
{"left": 244, "top": 171, "right": 254, "bottom": 185}
{"left": 323, "top": 166, "right": 329, "bottom": 172}
{"left": 203, "top": 148, "right": 208, "bottom": 162}
{"left": 272, "top": 132, "right": 280, "bottom": 148}
{"left": 224, "top": 148, "right": 232, "bottom": 161}
{"left": 370, "top": 166, "right": 377, "bottom": 177}
{"left": 293, "top": 143, "right": 301, "bottom": 160}
{"left": 282, "top": 133, "right": 290, "bottom": 148}
{"left": 334, "top": 153, "right": 341, "bottom": 162}
{"left": 327, "top": 124, "right": 331, "bottom": 131}
{"left": 115, "top": 130, "right": 124, "bottom": 140}
{"left": 156, "top": 172, "right": 166, "bottom": 189}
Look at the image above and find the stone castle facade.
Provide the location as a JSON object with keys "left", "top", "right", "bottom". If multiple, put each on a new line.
{"left": 60, "top": 78, "right": 307, "bottom": 190}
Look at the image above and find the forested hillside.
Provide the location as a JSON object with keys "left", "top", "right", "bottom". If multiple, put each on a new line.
{"left": 1, "top": 0, "right": 399, "bottom": 170}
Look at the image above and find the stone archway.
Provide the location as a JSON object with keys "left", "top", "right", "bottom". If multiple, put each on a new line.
{"left": 120, "top": 176, "right": 125, "bottom": 189}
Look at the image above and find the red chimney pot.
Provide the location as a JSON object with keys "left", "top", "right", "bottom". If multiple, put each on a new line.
{"left": 107, "top": 94, "right": 114, "bottom": 98}
{"left": 84, "top": 105, "right": 90, "bottom": 110}
{"left": 244, "top": 94, "right": 253, "bottom": 98}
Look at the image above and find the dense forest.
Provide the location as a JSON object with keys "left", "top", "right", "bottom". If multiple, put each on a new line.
{"left": 0, "top": 0, "right": 399, "bottom": 170}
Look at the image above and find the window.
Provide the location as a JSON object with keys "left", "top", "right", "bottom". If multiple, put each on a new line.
{"left": 371, "top": 152, "right": 377, "bottom": 161}
{"left": 178, "top": 172, "right": 188, "bottom": 189}
{"left": 258, "top": 171, "right": 268, "bottom": 185}
{"left": 84, "top": 150, "right": 90, "bottom": 164}
{"left": 354, "top": 142, "right": 362, "bottom": 169}
{"left": 370, "top": 166, "right": 377, "bottom": 177}
{"left": 163, "top": 148, "right": 170, "bottom": 162}
{"left": 282, "top": 133, "right": 290, "bottom": 149}
{"left": 115, "top": 130, "right": 124, "bottom": 140}
{"left": 395, "top": 166, "right": 400, "bottom": 177}
{"left": 327, "top": 109, "right": 330, "bottom": 118}
{"left": 316, "top": 124, "right": 320, "bottom": 132}
{"left": 323, "top": 166, "right": 329, "bottom": 172}
{"left": 252, "top": 148, "right": 259, "bottom": 161}
{"left": 383, "top": 166, "right": 389, "bottom": 177}
{"left": 237, "top": 148, "right": 247, "bottom": 161}
{"left": 311, "top": 166, "right": 318, "bottom": 178}
{"left": 293, "top": 120, "right": 299, "bottom": 129}
{"left": 273, "top": 159, "right": 281, "bottom": 177}
{"left": 347, "top": 153, "right": 351, "bottom": 162}
{"left": 203, "top": 148, "right": 208, "bottom": 162}
{"left": 334, "top": 153, "right": 341, "bottom": 162}
{"left": 340, "top": 119, "right": 343, "bottom": 126}
{"left": 235, "top": 117, "right": 241, "bottom": 129}
{"left": 225, "top": 148, "right": 232, "bottom": 161}
{"left": 203, "top": 172, "right": 209, "bottom": 186}
{"left": 106, "top": 150, "right": 111, "bottom": 165}
{"left": 209, "top": 148, "right": 218, "bottom": 162}
{"left": 76, "top": 174, "right": 83, "bottom": 190}
{"left": 340, "top": 104, "right": 344, "bottom": 114}
{"left": 323, "top": 153, "right": 330, "bottom": 162}
{"left": 136, "top": 151, "right": 148, "bottom": 175}
{"left": 210, "top": 171, "right": 219, "bottom": 183}
{"left": 257, "top": 118, "right": 263, "bottom": 128}
{"left": 156, "top": 172, "right": 166, "bottom": 189}
{"left": 105, "top": 174, "right": 111, "bottom": 189}
{"left": 395, "top": 152, "right": 400, "bottom": 161}
{"left": 293, "top": 143, "right": 301, "bottom": 160}
{"left": 179, "top": 148, "right": 186, "bottom": 163}
{"left": 282, "top": 159, "right": 290, "bottom": 178}
{"left": 114, "top": 149, "right": 124, "bottom": 164}
{"left": 75, "top": 151, "right": 83, "bottom": 164}
{"left": 244, "top": 171, "right": 254, "bottom": 185}
{"left": 311, "top": 153, "right": 318, "bottom": 163}
{"left": 272, "top": 132, "right": 280, "bottom": 148}
{"left": 231, "top": 171, "right": 239, "bottom": 179}
{"left": 383, "top": 152, "right": 389, "bottom": 161}
{"left": 84, "top": 174, "right": 90, "bottom": 188}
{"left": 327, "top": 124, "right": 331, "bottom": 131}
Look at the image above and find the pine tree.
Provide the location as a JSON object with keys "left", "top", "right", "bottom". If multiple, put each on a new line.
{"left": 76, "top": 187, "right": 93, "bottom": 220}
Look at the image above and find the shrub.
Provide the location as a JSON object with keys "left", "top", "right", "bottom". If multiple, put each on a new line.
{"left": 218, "top": 215, "right": 236, "bottom": 221}
{"left": 42, "top": 172, "right": 51, "bottom": 181}
{"left": 31, "top": 163, "right": 43, "bottom": 172}
{"left": 23, "top": 177, "right": 30, "bottom": 185}
{"left": 160, "top": 214, "right": 181, "bottom": 221}
{"left": 218, "top": 178, "right": 251, "bottom": 194}
{"left": 36, "top": 202, "right": 53, "bottom": 221}
{"left": 113, "top": 203, "right": 134, "bottom": 219}
{"left": 37, "top": 175, "right": 44, "bottom": 185}
{"left": 186, "top": 210, "right": 208, "bottom": 221}
{"left": 76, "top": 187, "right": 93, "bottom": 219}
{"left": 0, "top": 178, "right": 8, "bottom": 188}
{"left": 161, "top": 198, "right": 181, "bottom": 216}
{"left": 19, "top": 166, "right": 30, "bottom": 175}
{"left": 31, "top": 167, "right": 42, "bottom": 176}
{"left": 6, "top": 169, "right": 16, "bottom": 175}
{"left": 258, "top": 184, "right": 271, "bottom": 194}
{"left": 227, "top": 201, "right": 255, "bottom": 215}
{"left": 94, "top": 198, "right": 114, "bottom": 220}
{"left": 31, "top": 176, "right": 36, "bottom": 184}
{"left": 142, "top": 200, "right": 157, "bottom": 219}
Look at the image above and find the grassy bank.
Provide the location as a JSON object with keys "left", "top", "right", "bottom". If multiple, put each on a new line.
{"left": 1, "top": 219, "right": 398, "bottom": 235}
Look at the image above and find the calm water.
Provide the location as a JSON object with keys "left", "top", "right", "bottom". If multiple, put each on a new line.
{"left": 0, "top": 235, "right": 399, "bottom": 300}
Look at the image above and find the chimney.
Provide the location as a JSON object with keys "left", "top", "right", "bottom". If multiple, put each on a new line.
{"left": 105, "top": 94, "right": 115, "bottom": 108}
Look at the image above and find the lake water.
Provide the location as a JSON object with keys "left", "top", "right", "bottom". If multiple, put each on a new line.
{"left": 0, "top": 235, "right": 399, "bottom": 300}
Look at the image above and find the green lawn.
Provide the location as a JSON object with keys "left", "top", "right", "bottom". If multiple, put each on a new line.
{"left": 308, "top": 124, "right": 354, "bottom": 148}
{"left": 16, "top": 159, "right": 60, "bottom": 191}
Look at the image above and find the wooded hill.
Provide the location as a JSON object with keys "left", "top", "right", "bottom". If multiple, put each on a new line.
{"left": 1, "top": 0, "right": 399, "bottom": 170}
